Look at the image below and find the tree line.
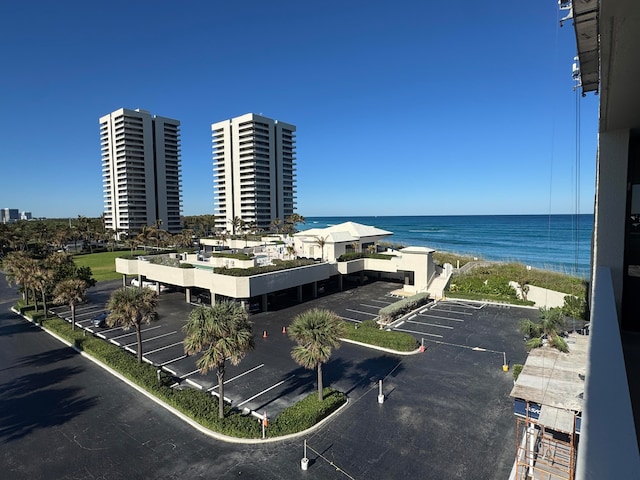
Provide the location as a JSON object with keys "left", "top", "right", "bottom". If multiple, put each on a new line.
{"left": 0, "top": 213, "right": 307, "bottom": 258}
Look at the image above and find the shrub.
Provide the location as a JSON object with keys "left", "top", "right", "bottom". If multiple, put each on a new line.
{"left": 378, "top": 292, "right": 431, "bottom": 324}
{"left": 214, "top": 259, "right": 316, "bottom": 276}
{"left": 268, "top": 388, "right": 346, "bottom": 436}
{"left": 179, "top": 262, "right": 195, "bottom": 269}
{"left": 31, "top": 308, "right": 341, "bottom": 439}
{"left": 512, "top": 364, "right": 524, "bottom": 381}
{"left": 336, "top": 252, "right": 393, "bottom": 262}
{"left": 342, "top": 321, "right": 418, "bottom": 351}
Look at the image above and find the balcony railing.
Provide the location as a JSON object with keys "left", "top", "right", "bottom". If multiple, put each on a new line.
{"left": 576, "top": 266, "right": 640, "bottom": 479}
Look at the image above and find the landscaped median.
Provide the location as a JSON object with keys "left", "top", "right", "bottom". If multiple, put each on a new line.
{"left": 341, "top": 319, "right": 419, "bottom": 353}
{"left": 13, "top": 305, "right": 348, "bottom": 442}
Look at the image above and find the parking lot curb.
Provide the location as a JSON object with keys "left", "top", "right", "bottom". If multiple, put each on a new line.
{"left": 340, "top": 337, "right": 422, "bottom": 356}
{"left": 10, "top": 306, "right": 352, "bottom": 444}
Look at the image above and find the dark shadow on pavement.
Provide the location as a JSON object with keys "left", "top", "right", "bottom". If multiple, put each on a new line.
{"left": 0, "top": 366, "right": 97, "bottom": 443}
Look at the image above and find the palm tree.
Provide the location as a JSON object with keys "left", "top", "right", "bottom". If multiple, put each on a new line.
{"left": 32, "top": 265, "right": 54, "bottom": 317}
{"left": 286, "top": 245, "right": 297, "bottom": 259}
{"left": 288, "top": 308, "right": 345, "bottom": 401}
{"left": 519, "top": 307, "right": 568, "bottom": 352}
{"left": 284, "top": 213, "right": 305, "bottom": 234}
{"left": 229, "top": 216, "right": 245, "bottom": 236}
{"left": 183, "top": 301, "right": 254, "bottom": 418}
{"left": 270, "top": 217, "right": 283, "bottom": 234}
{"left": 2, "top": 251, "right": 37, "bottom": 304}
{"left": 314, "top": 236, "right": 328, "bottom": 261}
{"left": 53, "top": 279, "right": 88, "bottom": 330}
{"left": 106, "top": 287, "right": 159, "bottom": 363}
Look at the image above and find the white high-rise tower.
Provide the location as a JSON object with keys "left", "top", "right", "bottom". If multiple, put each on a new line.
{"left": 100, "top": 108, "right": 182, "bottom": 235}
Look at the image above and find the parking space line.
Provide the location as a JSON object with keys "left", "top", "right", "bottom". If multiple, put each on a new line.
{"left": 124, "top": 331, "right": 177, "bottom": 347}
{"left": 207, "top": 364, "right": 265, "bottom": 391}
{"left": 418, "top": 313, "right": 465, "bottom": 322}
{"left": 406, "top": 320, "right": 454, "bottom": 329}
{"left": 393, "top": 327, "right": 443, "bottom": 338}
{"left": 160, "top": 355, "right": 187, "bottom": 367}
{"left": 236, "top": 375, "right": 295, "bottom": 407}
{"left": 345, "top": 308, "right": 378, "bottom": 317}
{"left": 145, "top": 341, "right": 183, "bottom": 355}
{"left": 111, "top": 325, "right": 162, "bottom": 340}
{"left": 109, "top": 338, "right": 121, "bottom": 346}
{"left": 447, "top": 301, "right": 485, "bottom": 309}
{"left": 180, "top": 368, "right": 202, "bottom": 379}
{"left": 431, "top": 307, "right": 473, "bottom": 316}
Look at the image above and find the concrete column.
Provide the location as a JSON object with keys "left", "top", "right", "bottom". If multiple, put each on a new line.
{"left": 240, "top": 299, "right": 248, "bottom": 310}
{"left": 359, "top": 271, "right": 365, "bottom": 285}
{"left": 185, "top": 287, "right": 191, "bottom": 303}
{"left": 312, "top": 281, "right": 318, "bottom": 298}
{"left": 261, "top": 294, "right": 268, "bottom": 312}
{"left": 338, "top": 275, "right": 343, "bottom": 291}
{"left": 210, "top": 292, "right": 215, "bottom": 306}
{"left": 122, "top": 275, "right": 127, "bottom": 288}
{"left": 591, "top": 129, "right": 629, "bottom": 314}
{"left": 297, "top": 285, "right": 303, "bottom": 302}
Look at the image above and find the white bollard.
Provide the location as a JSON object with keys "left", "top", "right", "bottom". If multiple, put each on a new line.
{"left": 378, "top": 379, "right": 384, "bottom": 404}
{"left": 301, "top": 439, "right": 309, "bottom": 470}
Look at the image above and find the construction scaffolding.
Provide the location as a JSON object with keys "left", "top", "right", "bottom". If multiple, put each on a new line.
{"left": 510, "top": 333, "right": 588, "bottom": 480}
{"left": 513, "top": 406, "right": 579, "bottom": 480}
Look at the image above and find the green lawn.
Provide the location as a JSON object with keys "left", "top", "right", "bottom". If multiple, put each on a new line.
{"left": 74, "top": 250, "right": 145, "bottom": 282}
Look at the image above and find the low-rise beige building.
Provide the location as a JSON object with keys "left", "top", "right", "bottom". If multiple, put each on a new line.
{"left": 115, "top": 222, "right": 452, "bottom": 311}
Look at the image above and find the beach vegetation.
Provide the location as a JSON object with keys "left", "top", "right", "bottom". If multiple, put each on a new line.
{"left": 519, "top": 307, "right": 569, "bottom": 353}
{"left": 433, "top": 252, "right": 477, "bottom": 268}
{"left": 447, "top": 262, "right": 587, "bottom": 304}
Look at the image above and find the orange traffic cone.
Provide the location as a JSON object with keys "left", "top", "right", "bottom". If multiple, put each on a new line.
{"left": 263, "top": 330, "right": 268, "bottom": 338}
{"left": 282, "top": 326, "right": 287, "bottom": 334}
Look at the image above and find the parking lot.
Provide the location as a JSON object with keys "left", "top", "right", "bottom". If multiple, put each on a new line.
{"left": 50, "top": 279, "right": 535, "bottom": 421}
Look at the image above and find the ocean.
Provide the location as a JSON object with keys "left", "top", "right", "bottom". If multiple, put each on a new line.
{"left": 300, "top": 214, "right": 593, "bottom": 279}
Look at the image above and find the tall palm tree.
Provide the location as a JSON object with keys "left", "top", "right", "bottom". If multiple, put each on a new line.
{"left": 2, "top": 251, "right": 37, "bottom": 304}
{"left": 183, "top": 301, "right": 254, "bottom": 418}
{"left": 229, "top": 216, "right": 245, "bottom": 236}
{"left": 32, "top": 265, "right": 54, "bottom": 317}
{"left": 314, "top": 236, "right": 328, "bottom": 261}
{"left": 53, "top": 279, "right": 88, "bottom": 330}
{"left": 520, "top": 307, "right": 568, "bottom": 352}
{"left": 106, "top": 287, "right": 159, "bottom": 363}
{"left": 285, "top": 213, "right": 306, "bottom": 234}
{"left": 270, "top": 217, "right": 283, "bottom": 234}
{"left": 288, "top": 308, "right": 345, "bottom": 401}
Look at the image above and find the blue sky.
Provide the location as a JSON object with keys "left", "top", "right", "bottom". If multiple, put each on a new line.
{"left": 0, "top": 1, "right": 598, "bottom": 218}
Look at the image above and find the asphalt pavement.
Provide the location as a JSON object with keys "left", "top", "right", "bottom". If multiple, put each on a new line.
{"left": 1, "top": 274, "right": 532, "bottom": 479}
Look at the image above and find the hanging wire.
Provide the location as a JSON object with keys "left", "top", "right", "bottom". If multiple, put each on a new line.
{"left": 574, "top": 84, "right": 581, "bottom": 276}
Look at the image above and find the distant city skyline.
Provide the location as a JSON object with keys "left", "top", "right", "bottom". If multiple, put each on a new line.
{"left": 0, "top": 1, "right": 598, "bottom": 218}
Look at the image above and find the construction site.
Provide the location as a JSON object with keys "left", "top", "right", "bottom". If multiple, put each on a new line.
{"left": 510, "top": 331, "right": 589, "bottom": 480}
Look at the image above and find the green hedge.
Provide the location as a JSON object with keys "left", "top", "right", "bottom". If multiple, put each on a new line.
{"left": 378, "top": 292, "right": 432, "bottom": 324}
{"left": 212, "top": 252, "right": 254, "bottom": 260}
{"left": 39, "top": 316, "right": 260, "bottom": 437}
{"left": 32, "top": 314, "right": 346, "bottom": 439}
{"left": 215, "top": 259, "right": 316, "bottom": 276}
{"left": 268, "top": 388, "right": 346, "bottom": 436}
{"left": 342, "top": 320, "right": 418, "bottom": 351}
{"left": 336, "top": 252, "right": 393, "bottom": 262}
